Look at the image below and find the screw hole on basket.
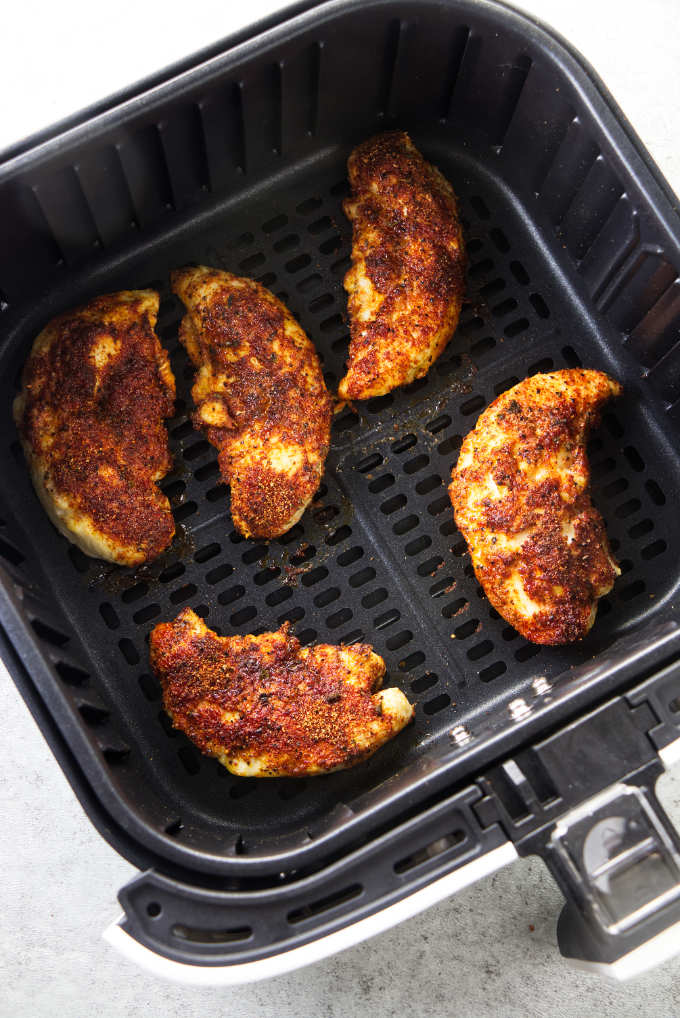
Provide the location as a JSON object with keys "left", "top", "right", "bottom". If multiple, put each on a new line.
{"left": 206, "top": 563, "right": 233, "bottom": 585}
{"left": 427, "top": 414, "right": 452, "bottom": 434}
{"left": 492, "top": 297, "right": 518, "bottom": 318}
{"left": 529, "top": 293, "right": 550, "bottom": 319}
{"left": 392, "top": 433, "right": 417, "bottom": 454}
{"left": 308, "top": 215, "right": 332, "bottom": 235}
{"left": 279, "top": 607, "right": 305, "bottom": 626}
{"left": 349, "top": 566, "right": 376, "bottom": 588}
{"left": 218, "top": 584, "right": 245, "bottom": 606}
{"left": 133, "top": 603, "right": 161, "bottom": 625}
{"left": 381, "top": 493, "right": 407, "bottom": 515}
{"left": 159, "top": 562, "right": 185, "bottom": 584}
{"left": 297, "top": 628, "right": 318, "bottom": 646}
{"left": 393, "top": 514, "right": 419, "bottom": 536}
{"left": 165, "top": 818, "right": 184, "bottom": 836}
{"left": 468, "top": 258, "right": 494, "bottom": 278}
{"left": 334, "top": 412, "right": 358, "bottom": 434}
{"left": 302, "top": 566, "right": 329, "bottom": 587}
{"left": 399, "top": 651, "right": 425, "bottom": 671}
{"left": 254, "top": 566, "right": 281, "bottom": 586}
{"left": 99, "top": 602, "right": 120, "bottom": 630}
{"left": 423, "top": 693, "right": 451, "bottom": 715}
{"left": 604, "top": 477, "right": 628, "bottom": 498}
{"left": 405, "top": 535, "right": 431, "bottom": 557}
{"left": 615, "top": 498, "right": 642, "bottom": 519}
{"left": 494, "top": 375, "right": 520, "bottom": 396}
{"left": 319, "top": 234, "right": 343, "bottom": 255}
{"left": 67, "top": 545, "right": 89, "bottom": 574}
{"left": 669, "top": 697, "right": 680, "bottom": 714}
{"left": 403, "top": 453, "right": 430, "bottom": 475}
{"left": 645, "top": 479, "right": 666, "bottom": 506}
{"left": 411, "top": 672, "right": 438, "bottom": 693}
{"left": 297, "top": 272, "right": 322, "bottom": 293}
{"left": 309, "top": 292, "right": 334, "bottom": 313}
{"left": 174, "top": 501, "right": 198, "bottom": 522}
{"left": 366, "top": 394, "right": 394, "bottom": 413}
{"left": 296, "top": 196, "right": 322, "bottom": 215}
{"left": 326, "top": 525, "right": 352, "bottom": 546}
{"left": 505, "top": 317, "right": 530, "bottom": 337}
{"left": 194, "top": 460, "right": 219, "bottom": 482}
{"left": 641, "top": 539, "right": 667, "bottom": 560}
{"left": 169, "top": 584, "right": 197, "bottom": 606}
{"left": 194, "top": 542, "right": 221, "bottom": 564}
{"left": 178, "top": 746, "right": 201, "bottom": 775}
{"left": 527, "top": 357, "right": 553, "bottom": 375}
{"left": 471, "top": 335, "right": 496, "bottom": 359}
{"left": 31, "top": 617, "right": 70, "bottom": 647}
{"left": 362, "top": 588, "right": 388, "bottom": 609}
{"left": 515, "top": 643, "right": 540, "bottom": 662}
{"left": 262, "top": 213, "right": 288, "bottom": 233}
{"left": 386, "top": 630, "right": 413, "bottom": 651}
{"left": 239, "top": 251, "right": 266, "bottom": 271}
{"left": 480, "top": 277, "right": 505, "bottom": 300}
{"left": 561, "top": 345, "right": 582, "bottom": 367}
{"left": 146, "top": 902, "right": 162, "bottom": 918}
{"left": 55, "top": 661, "right": 89, "bottom": 686}
{"left": 460, "top": 395, "right": 485, "bottom": 416}
{"left": 327, "top": 607, "right": 352, "bottom": 629}
{"left": 118, "top": 638, "right": 140, "bottom": 665}
{"left": 417, "top": 555, "right": 444, "bottom": 577}
{"left": 467, "top": 639, "right": 493, "bottom": 661}
{"left": 265, "top": 587, "right": 292, "bottom": 607}
{"left": 242, "top": 544, "right": 268, "bottom": 565}
{"left": 139, "top": 673, "right": 161, "bottom": 701}
{"left": 231, "top": 605, "right": 257, "bottom": 626}
{"left": 285, "top": 253, "right": 311, "bottom": 273}
{"left": 122, "top": 582, "right": 148, "bottom": 604}
{"left": 619, "top": 579, "right": 646, "bottom": 602}
{"left": 417, "top": 473, "right": 445, "bottom": 494}
{"left": 479, "top": 661, "right": 507, "bottom": 682}
{"left": 273, "top": 233, "right": 300, "bottom": 254}
{"left": 314, "top": 586, "right": 340, "bottom": 608}
{"left": 489, "top": 227, "right": 510, "bottom": 252}
{"left": 374, "top": 609, "right": 401, "bottom": 630}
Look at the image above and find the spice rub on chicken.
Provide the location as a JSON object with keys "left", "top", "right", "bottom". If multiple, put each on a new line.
{"left": 449, "top": 370, "right": 622, "bottom": 645}
{"left": 150, "top": 608, "right": 414, "bottom": 777}
{"left": 13, "top": 290, "right": 176, "bottom": 565}
{"left": 338, "top": 131, "right": 466, "bottom": 400}
{"left": 172, "top": 267, "right": 332, "bottom": 540}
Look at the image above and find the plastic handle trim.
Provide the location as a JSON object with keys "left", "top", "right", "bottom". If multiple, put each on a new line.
{"left": 103, "top": 841, "right": 517, "bottom": 985}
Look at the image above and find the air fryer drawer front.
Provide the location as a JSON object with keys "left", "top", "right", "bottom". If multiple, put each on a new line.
{"left": 106, "top": 646, "right": 680, "bottom": 981}
{"left": 1, "top": 0, "right": 680, "bottom": 984}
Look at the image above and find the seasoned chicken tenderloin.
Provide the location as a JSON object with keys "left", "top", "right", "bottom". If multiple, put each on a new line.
{"left": 13, "top": 290, "right": 175, "bottom": 565}
{"left": 172, "top": 267, "right": 332, "bottom": 540}
{"left": 150, "top": 608, "right": 414, "bottom": 776}
{"left": 449, "top": 369, "right": 621, "bottom": 644}
{"left": 339, "top": 131, "right": 466, "bottom": 400}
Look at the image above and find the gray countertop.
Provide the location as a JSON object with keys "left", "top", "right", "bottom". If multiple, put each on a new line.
{"left": 2, "top": 1, "right": 679, "bottom": 1014}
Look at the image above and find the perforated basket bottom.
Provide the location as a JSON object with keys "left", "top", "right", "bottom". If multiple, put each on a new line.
{"left": 0, "top": 140, "right": 677, "bottom": 861}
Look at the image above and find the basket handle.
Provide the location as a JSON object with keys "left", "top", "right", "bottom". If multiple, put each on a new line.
{"left": 475, "top": 657, "right": 680, "bottom": 979}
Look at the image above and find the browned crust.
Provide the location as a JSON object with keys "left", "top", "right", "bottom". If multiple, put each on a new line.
{"left": 171, "top": 267, "right": 333, "bottom": 540}
{"left": 339, "top": 130, "right": 466, "bottom": 399}
{"left": 150, "top": 608, "right": 412, "bottom": 776}
{"left": 449, "top": 369, "right": 622, "bottom": 645}
{"left": 14, "top": 291, "right": 176, "bottom": 564}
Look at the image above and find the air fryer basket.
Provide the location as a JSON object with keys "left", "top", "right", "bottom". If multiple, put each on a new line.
{"left": 2, "top": 0, "right": 680, "bottom": 978}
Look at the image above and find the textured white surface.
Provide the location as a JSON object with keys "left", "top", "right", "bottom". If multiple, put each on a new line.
{"left": 2, "top": 0, "right": 680, "bottom": 1013}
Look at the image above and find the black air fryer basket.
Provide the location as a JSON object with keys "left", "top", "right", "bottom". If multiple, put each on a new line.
{"left": 3, "top": 0, "right": 680, "bottom": 983}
